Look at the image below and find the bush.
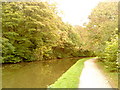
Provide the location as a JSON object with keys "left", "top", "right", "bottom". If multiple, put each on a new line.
{"left": 99, "top": 35, "right": 118, "bottom": 71}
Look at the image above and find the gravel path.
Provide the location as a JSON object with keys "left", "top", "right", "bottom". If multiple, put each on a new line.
{"left": 79, "top": 58, "right": 112, "bottom": 88}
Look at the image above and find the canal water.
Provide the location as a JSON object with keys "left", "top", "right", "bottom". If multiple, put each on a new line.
{"left": 2, "top": 57, "right": 84, "bottom": 88}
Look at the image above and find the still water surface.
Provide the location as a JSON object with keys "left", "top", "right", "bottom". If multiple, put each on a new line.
{"left": 2, "top": 57, "right": 84, "bottom": 88}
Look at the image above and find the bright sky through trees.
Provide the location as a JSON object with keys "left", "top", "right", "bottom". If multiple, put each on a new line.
{"left": 53, "top": 0, "right": 102, "bottom": 26}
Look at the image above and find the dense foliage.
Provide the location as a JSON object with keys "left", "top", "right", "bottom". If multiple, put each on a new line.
{"left": 85, "top": 2, "right": 118, "bottom": 71}
{"left": 2, "top": 1, "right": 118, "bottom": 72}
{"left": 2, "top": 2, "right": 93, "bottom": 63}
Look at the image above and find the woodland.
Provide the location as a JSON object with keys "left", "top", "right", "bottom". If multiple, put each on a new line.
{"left": 1, "top": 1, "right": 118, "bottom": 72}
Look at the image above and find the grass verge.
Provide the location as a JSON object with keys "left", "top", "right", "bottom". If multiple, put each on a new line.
{"left": 48, "top": 57, "right": 95, "bottom": 88}
{"left": 96, "top": 60, "right": 118, "bottom": 88}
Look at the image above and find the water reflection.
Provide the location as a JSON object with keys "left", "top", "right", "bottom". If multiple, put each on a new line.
{"left": 2, "top": 57, "right": 83, "bottom": 88}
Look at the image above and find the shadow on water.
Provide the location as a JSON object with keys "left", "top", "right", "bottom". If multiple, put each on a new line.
{"left": 2, "top": 57, "right": 85, "bottom": 88}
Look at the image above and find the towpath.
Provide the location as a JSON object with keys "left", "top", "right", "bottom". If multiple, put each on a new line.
{"left": 79, "top": 58, "right": 112, "bottom": 88}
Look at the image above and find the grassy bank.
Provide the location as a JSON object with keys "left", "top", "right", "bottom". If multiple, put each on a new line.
{"left": 49, "top": 57, "right": 94, "bottom": 88}
{"left": 96, "top": 60, "right": 118, "bottom": 88}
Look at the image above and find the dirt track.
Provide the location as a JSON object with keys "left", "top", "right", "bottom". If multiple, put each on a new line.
{"left": 79, "top": 58, "right": 112, "bottom": 88}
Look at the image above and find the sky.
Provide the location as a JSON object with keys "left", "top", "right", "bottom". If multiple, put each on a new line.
{"left": 52, "top": 0, "right": 102, "bottom": 26}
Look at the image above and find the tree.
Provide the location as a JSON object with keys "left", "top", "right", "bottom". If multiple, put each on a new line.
{"left": 85, "top": 2, "right": 118, "bottom": 71}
